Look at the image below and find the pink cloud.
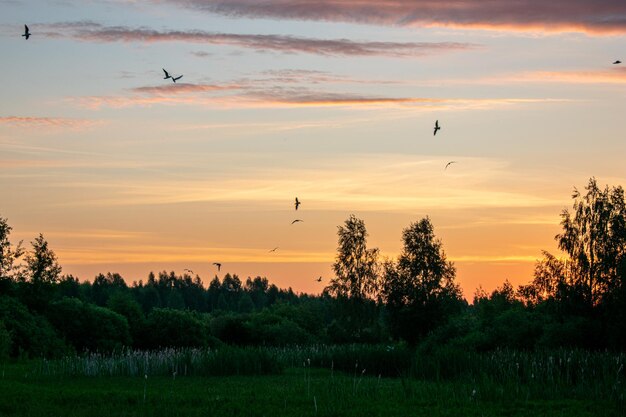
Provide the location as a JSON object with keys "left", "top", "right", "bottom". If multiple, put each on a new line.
{"left": 159, "top": 0, "right": 626, "bottom": 34}
{"left": 71, "top": 81, "right": 560, "bottom": 110}
{"left": 0, "top": 116, "right": 99, "bottom": 129}
{"left": 43, "top": 22, "right": 477, "bottom": 57}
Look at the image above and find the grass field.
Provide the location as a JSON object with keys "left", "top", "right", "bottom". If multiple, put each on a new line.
{"left": 0, "top": 354, "right": 624, "bottom": 417}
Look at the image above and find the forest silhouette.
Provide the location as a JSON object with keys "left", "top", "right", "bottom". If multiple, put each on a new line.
{"left": 1, "top": 177, "right": 626, "bottom": 359}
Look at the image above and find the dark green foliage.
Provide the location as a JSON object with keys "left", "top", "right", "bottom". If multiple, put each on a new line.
{"left": 91, "top": 272, "right": 128, "bottom": 306}
{"left": 238, "top": 292, "right": 255, "bottom": 313}
{"left": 107, "top": 292, "right": 145, "bottom": 343}
{"left": 47, "top": 297, "right": 131, "bottom": 352}
{"left": 326, "top": 215, "right": 379, "bottom": 300}
{"left": 210, "top": 314, "right": 253, "bottom": 345}
{"left": 286, "top": 344, "right": 414, "bottom": 377}
{"left": 0, "top": 320, "right": 10, "bottom": 362}
{"left": 56, "top": 275, "right": 83, "bottom": 299}
{"left": 137, "top": 282, "right": 162, "bottom": 313}
{"left": 3, "top": 185, "right": 626, "bottom": 359}
{"left": 523, "top": 178, "right": 626, "bottom": 308}
{"left": 24, "top": 234, "right": 62, "bottom": 285}
{"left": 248, "top": 311, "right": 315, "bottom": 345}
{"left": 142, "top": 308, "right": 211, "bottom": 349}
{"left": 0, "top": 215, "right": 23, "bottom": 281}
{"left": 382, "top": 217, "right": 464, "bottom": 344}
{"left": 0, "top": 296, "right": 67, "bottom": 358}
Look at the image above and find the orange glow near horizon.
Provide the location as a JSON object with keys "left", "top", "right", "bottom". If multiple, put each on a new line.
{"left": 2, "top": 0, "right": 625, "bottom": 302}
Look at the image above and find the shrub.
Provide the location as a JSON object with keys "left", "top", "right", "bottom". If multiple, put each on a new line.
{"left": 0, "top": 296, "right": 67, "bottom": 358}
{"left": 0, "top": 320, "right": 10, "bottom": 362}
{"left": 47, "top": 297, "right": 131, "bottom": 352}
{"left": 143, "top": 308, "right": 213, "bottom": 349}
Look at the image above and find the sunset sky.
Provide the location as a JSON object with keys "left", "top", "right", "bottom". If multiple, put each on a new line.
{"left": 1, "top": 0, "right": 625, "bottom": 298}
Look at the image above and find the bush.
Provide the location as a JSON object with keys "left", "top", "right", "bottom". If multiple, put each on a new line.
{"left": 210, "top": 314, "right": 253, "bottom": 345}
{"left": 0, "top": 320, "right": 10, "bottom": 362}
{"left": 47, "top": 297, "right": 131, "bottom": 352}
{"left": 143, "top": 308, "right": 213, "bottom": 349}
{"left": 0, "top": 296, "right": 67, "bottom": 358}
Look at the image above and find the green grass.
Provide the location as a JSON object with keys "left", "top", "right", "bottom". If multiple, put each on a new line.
{"left": 0, "top": 361, "right": 623, "bottom": 417}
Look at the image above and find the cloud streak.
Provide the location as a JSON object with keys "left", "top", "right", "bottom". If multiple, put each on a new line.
{"left": 0, "top": 116, "right": 99, "bottom": 129}
{"left": 72, "top": 81, "right": 561, "bottom": 110}
{"left": 51, "top": 154, "right": 564, "bottom": 212}
{"left": 43, "top": 21, "right": 477, "bottom": 57}
{"left": 159, "top": 0, "right": 626, "bottom": 34}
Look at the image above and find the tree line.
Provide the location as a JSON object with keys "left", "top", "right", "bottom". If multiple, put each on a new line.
{"left": 1, "top": 177, "right": 625, "bottom": 359}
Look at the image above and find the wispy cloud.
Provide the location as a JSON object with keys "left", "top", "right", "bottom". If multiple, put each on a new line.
{"left": 0, "top": 116, "right": 100, "bottom": 129}
{"left": 71, "top": 78, "right": 564, "bottom": 110}
{"left": 49, "top": 154, "right": 564, "bottom": 212}
{"left": 42, "top": 21, "right": 477, "bottom": 57}
{"left": 159, "top": 0, "right": 626, "bottom": 35}
{"left": 104, "top": 69, "right": 574, "bottom": 110}
{"left": 57, "top": 244, "right": 332, "bottom": 264}
{"left": 509, "top": 68, "right": 626, "bottom": 84}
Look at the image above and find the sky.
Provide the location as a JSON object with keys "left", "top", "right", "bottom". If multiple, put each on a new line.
{"left": 1, "top": 0, "right": 625, "bottom": 298}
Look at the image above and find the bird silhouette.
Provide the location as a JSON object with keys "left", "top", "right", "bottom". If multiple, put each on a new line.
{"left": 291, "top": 219, "right": 303, "bottom": 224}
{"left": 614, "top": 60, "right": 622, "bottom": 65}
{"left": 269, "top": 247, "right": 279, "bottom": 253}
{"left": 316, "top": 276, "right": 322, "bottom": 282}
{"left": 184, "top": 268, "right": 194, "bottom": 274}
{"left": 295, "top": 197, "right": 301, "bottom": 210}
{"left": 172, "top": 75, "right": 183, "bottom": 83}
{"left": 22, "top": 25, "right": 30, "bottom": 40}
{"left": 162, "top": 69, "right": 172, "bottom": 79}
{"left": 445, "top": 161, "right": 457, "bottom": 170}
{"left": 433, "top": 120, "right": 441, "bottom": 136}
{"left": 213, "top": 262, "right": 221, "bottom": 271}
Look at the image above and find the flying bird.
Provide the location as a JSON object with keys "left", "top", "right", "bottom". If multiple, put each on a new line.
{"left": 213, "top": 262, "right": 221, "bottom": 271}
{"left": 171, "top": 75, "right": 183, "bottom": 83}
{"left": 316, "top": 277, "right": 322, "bottom": 282}
{"left": 162, "top": 68, "right": 172, "bottom": 79}
{"left": 269, "top": 247, "right": 279, "bottom": 253}
{"left": 433, "top": 120, "right": 441, "bottom": 136}
{"left": 184, "top": 268, "right": 194, "bottom": 274}
{"left": 295, "top": 197, "right": 301, "bottom": 211}
{"left": 22, "top": 25, "right": 30, "bottom": 40}
{"left": 614, "top": 60, "right": 622, "bottom": 65}
{"left": 445, "top": 161, "right": 457, "bottom": 170}
{"left": 291, "top": 219, "right": 303, "bottom": 225}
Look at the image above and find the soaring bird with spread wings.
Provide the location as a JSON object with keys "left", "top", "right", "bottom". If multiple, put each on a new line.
{"left": 433, "top": 120, "right": 441, "bottom": 136}
{"left": 22, "top": 25, "right": 30, "bottom": 40}
{"left": 295, "top": 197, "right": 301, "bottom": 210}
{"left": 213, "top": 262, "right": 222, "bottom": 271}
{"left": 291, "top": 219, "right": 303, "bottom": 225}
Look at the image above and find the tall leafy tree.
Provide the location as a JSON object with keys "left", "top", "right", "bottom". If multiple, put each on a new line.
{"left": 325, "top": 215, "right": 379, "bottom": 300}
{"left": 382, "top": 217, "right": 463, "bottom": 343}
{"left": 25, "top": 234, "right": 61, "bottom": 285}
{"left": 524, "top": 178, "right": 626, "bottom": 308}
{"left": 20, "top": 234, "right": 62, "bottom": 310}
{"left": 557, "top": 177, "right": 626, "bottom": 306}
{"left": 0, "top": 216, "right": 23, "bottom": 280}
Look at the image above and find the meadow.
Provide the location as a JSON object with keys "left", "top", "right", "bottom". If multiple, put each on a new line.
{"left": 1, "top": 346, "right": 624, "bottom": 417}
